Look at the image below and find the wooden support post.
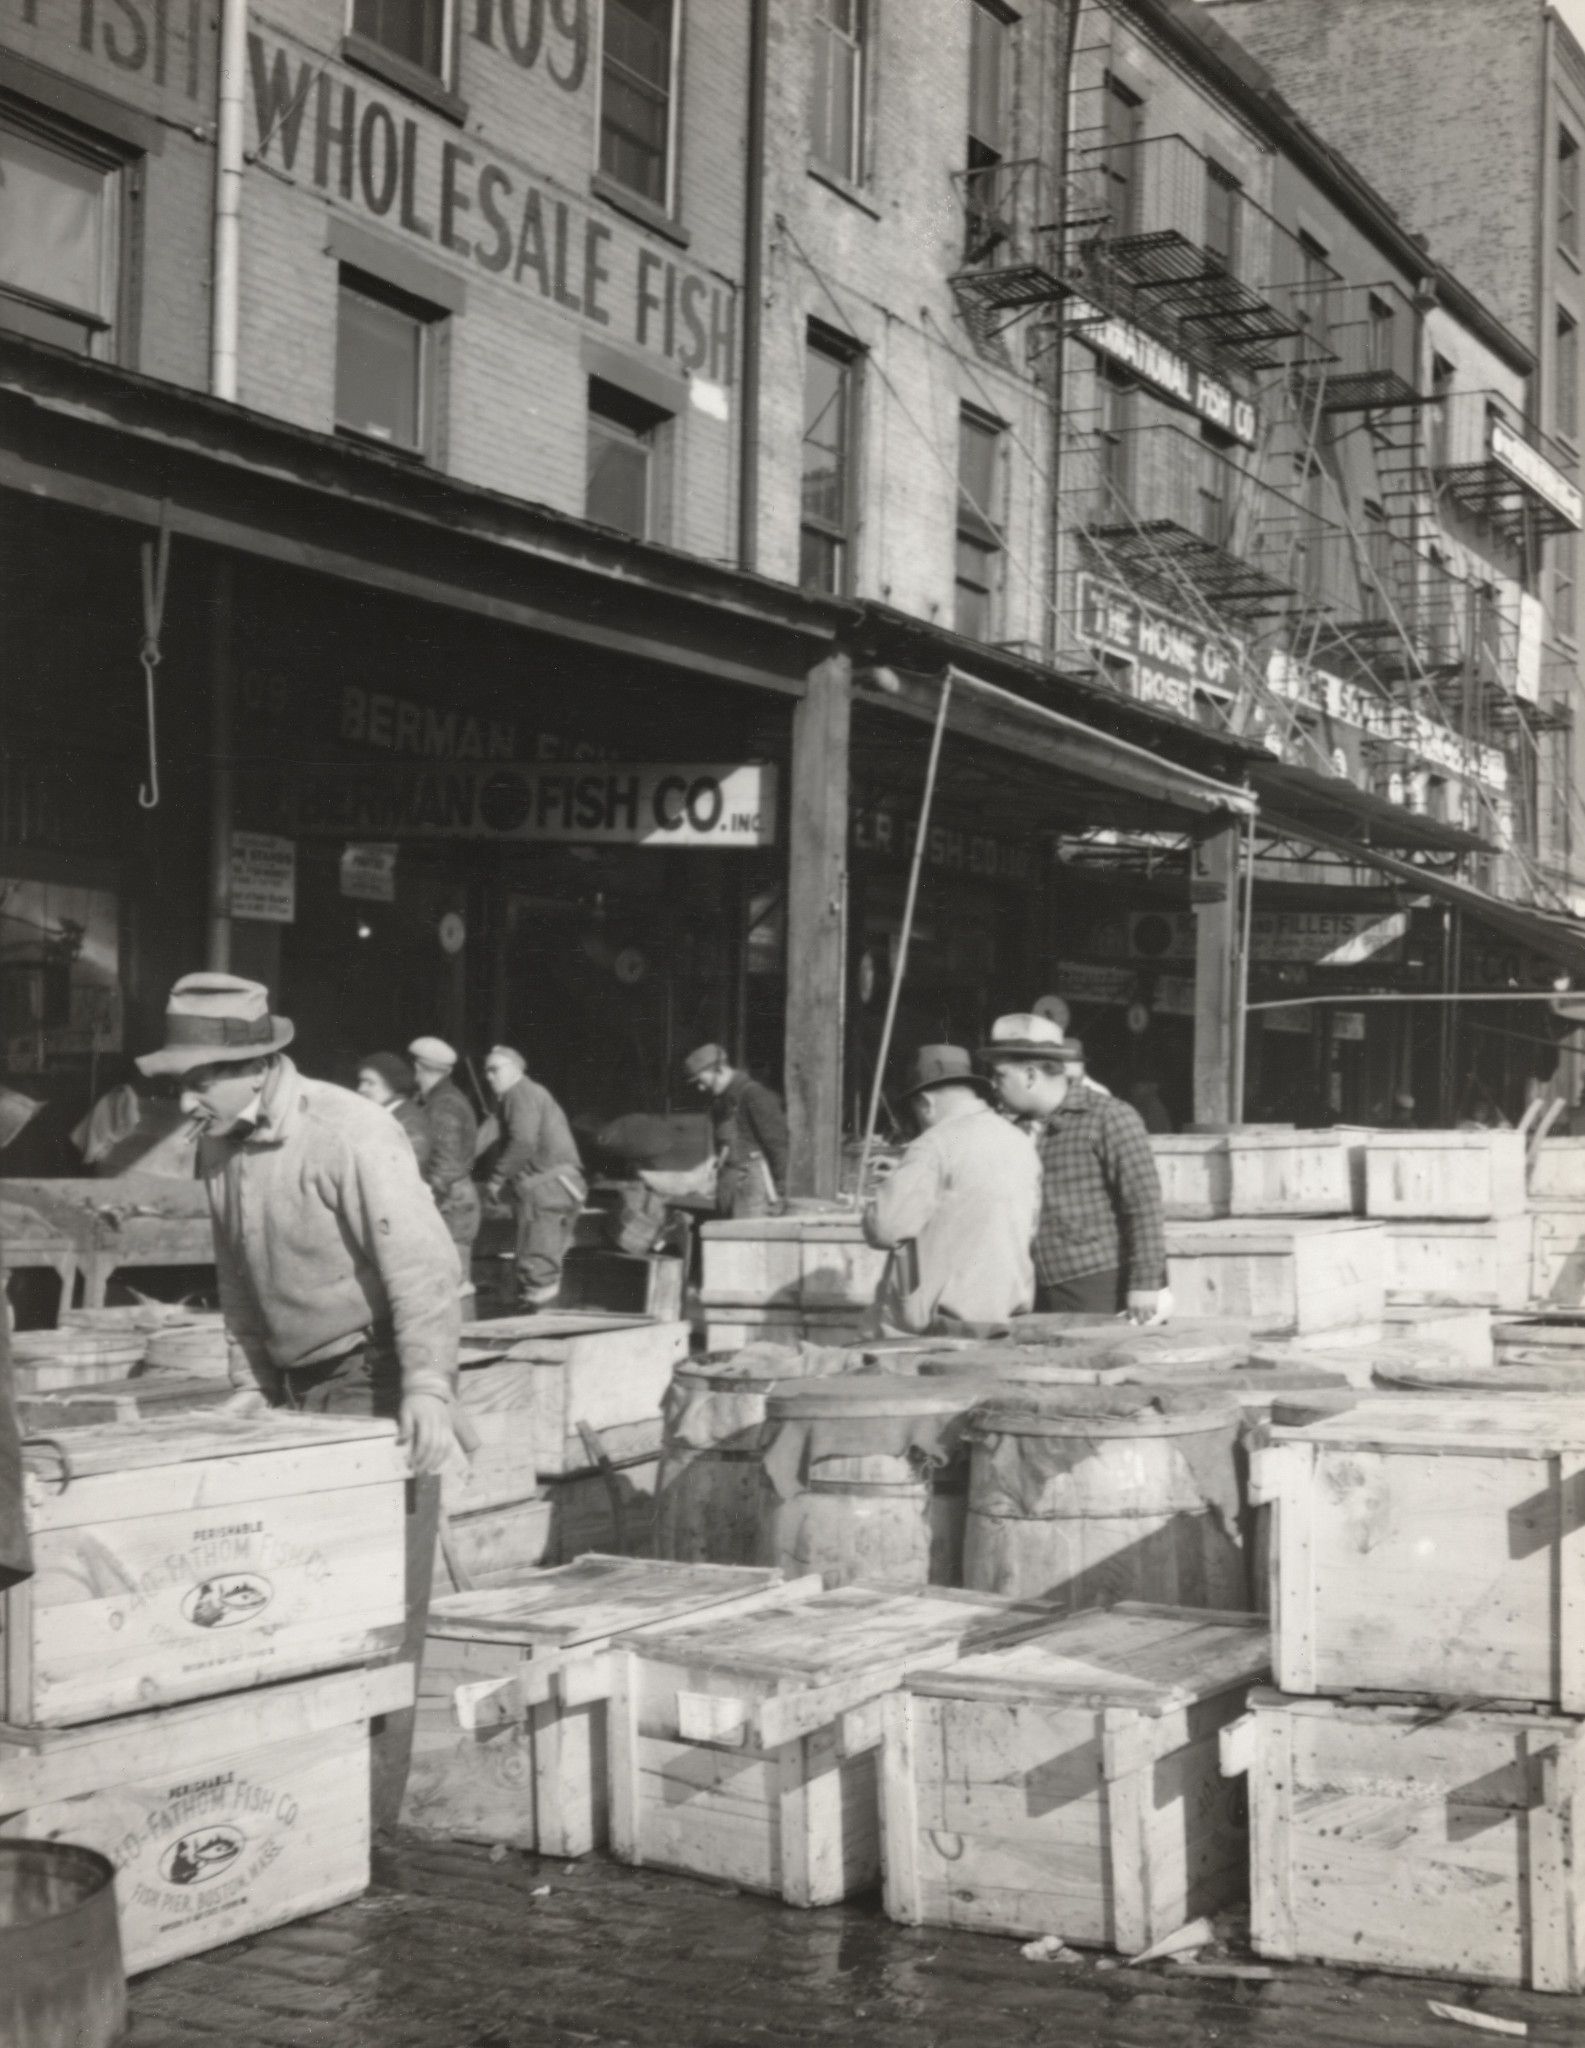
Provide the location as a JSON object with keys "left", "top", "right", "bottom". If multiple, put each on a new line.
{"left": 1192, "top": 817, "right": 1241, "bottom": 1128}
{"left": 785, "top": 653, "right": 851, "bottom": 1199}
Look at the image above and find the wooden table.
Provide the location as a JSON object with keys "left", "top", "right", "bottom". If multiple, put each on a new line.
{"left": 0, "top": 1175, "right": 213, "bottom": 1309}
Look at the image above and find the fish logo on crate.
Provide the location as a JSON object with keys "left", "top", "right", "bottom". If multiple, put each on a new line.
{"left": 181, "top": 1574, "right": 275, "bottom": 1631}
{"left": 160, "top": 1824, "right": 246, "bottom": 1886}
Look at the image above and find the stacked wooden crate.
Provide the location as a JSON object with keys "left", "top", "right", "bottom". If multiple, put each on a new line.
{"left": 1228, "top": 1391, "right": 1585, "bottom": 1989}
{"left": 1528, "top": 1137, "right": 1585, "bottom": 1310}
{"left": 1365, "top": 1130, "right": 1531, "bottom": 1312}
{"left": 0, "top": 1413, "right": 413, "bottom": 1974}
{"left": 699, "top": 1211, "right": 886, "bottom": 1352}
{"left": 448, "top": 1311, "right": 689, "bottom": 1584}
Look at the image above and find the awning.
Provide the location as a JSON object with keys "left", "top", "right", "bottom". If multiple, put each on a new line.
{"left": 1252, "top": 760, "right": 1489, "bottom": 856}
{"left": 1274, "top": 816, "right": 1585, "bottom": 978}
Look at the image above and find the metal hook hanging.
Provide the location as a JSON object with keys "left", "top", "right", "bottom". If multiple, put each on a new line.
{"left": 138, "top": 507, "right": 172, "bottom": 810}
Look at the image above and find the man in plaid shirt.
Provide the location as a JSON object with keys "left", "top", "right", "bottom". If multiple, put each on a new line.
{"left": 981, "top": 1014, "right": 1170, "bottom": 1319}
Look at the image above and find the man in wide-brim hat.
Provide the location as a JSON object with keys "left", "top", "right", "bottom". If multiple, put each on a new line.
{"left": 979, "top": 1012, "right": 1168, "bottom": 1322}
{"left": 863, "top": 1043, "right": 1041, "bottom": 1334}
{"left": 138, "top": 972, "right": 462, "bottom": 1823}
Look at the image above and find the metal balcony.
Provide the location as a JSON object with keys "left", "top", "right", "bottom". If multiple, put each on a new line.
{"left": 1057, "top": 134, "right": 1336, "bottom": 376}
{"left": 950, "top": 158, "right": 1068, "bottom": 327}
{"left": 1429, "top": 391, "right": 1583, "bottom": 541}
{"left": 1289, "top": 280, "right": 1426, "bottom": 413}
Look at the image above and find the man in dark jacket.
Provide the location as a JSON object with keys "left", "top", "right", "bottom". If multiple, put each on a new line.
{"left": 684, "top": 1043, "right": 790, "bottom": 1218}
{"left": 482, "top": 1045, "right": 586, "bottom": 1307}
{"left": 408, "top": 1036, "right": 482, "bottom": 1263}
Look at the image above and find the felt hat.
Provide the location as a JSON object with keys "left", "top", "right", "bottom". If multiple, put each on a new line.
{"left": 408, "top": 1035, "right": 458, "bottom": 1070}
{"left": 136, "top": 974, "right": 294, "bottom": 1078}
{"left": 899, "top": 1045, "right": 993, "bottom": 1101}
{"left": 683, "top": 1042, "right": 731, "bottom": 1080}
{"left": 359, "top": 1051, "right": 415, "bottom": 1096}
{"left": 977, "top": 1012, "right": 1085, "bottom": 1066}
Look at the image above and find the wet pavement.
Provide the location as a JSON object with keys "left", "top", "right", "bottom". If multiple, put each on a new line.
{"left": 126, "top": 1832, "right": 1585, "bottom": 2047}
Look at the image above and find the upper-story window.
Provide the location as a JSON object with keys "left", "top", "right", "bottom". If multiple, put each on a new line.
{"left": 335, "top": 267, "right": 445, "bottom": 459}
{"left": 955, "top": 407, "right": 1004, "bottom": 641}
{"left": 1204, "top": 160, "right": 1240, "bottom": 275}
{"left": 801, "top": 327, "right": 861, "bottom": 595}
{"left": 1367, "top": 291, "right": 1395, "bottom": 376}
{"left": 1561, "top": 126, "right": 1580, "bottom": 260}
{"left": 0, "top": 105, "right": 127, "bottom": 358}
{"left": 586, "top": 377, "right": 671, "bottom": 541}
{"left": 1428, "top": 352, "right": 1455, "bottom": 469}
{"left": 1558, "top": 305, "right": 1580, "bottom": 443}
{"left": 967, "top": 2, "right": 1011, "bottom": 172}
{"left": 811, "top": 0, "right": 866, "bottom": 185}
{"left": 1102, "top": 73, "right": 1144, "bottom": 233}
{"left": 601, "top": 0, "right": 676, "bottom": 211}
{"left": 350, "top": 0, "right": 451, "bottom": 82}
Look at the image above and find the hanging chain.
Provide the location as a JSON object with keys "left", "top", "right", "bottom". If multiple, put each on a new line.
{"left": 138, "top": 506, "right": 172, "bottom": 810}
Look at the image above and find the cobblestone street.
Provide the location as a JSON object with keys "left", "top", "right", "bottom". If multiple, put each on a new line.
{"left": 124, "top": 1833, "right": 1585, "bottom": 2048}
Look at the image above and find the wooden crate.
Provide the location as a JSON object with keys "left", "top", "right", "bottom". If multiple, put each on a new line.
{"left": 457, "top": 1315, "right": 685, "bottom": 1477}
{"left": 601, "top": 1582, "right": 1053, "bottom": 1907}
{"left": 1384, "top": 1215, "right": 1532, "bottom": 1311}
{"left": 560, "top": 1250, "right": 686, "bottom": 1322}
{"left": 703, "top": 1306, "right": 870, "bottom": 1354}
{"left": 882, "top": 1604, "right": 1267, "bottom": 1951}
{"left": 700, "top": 1216, "right": 887, "bottom": 1311}
{"left": 1364, "top": 1130, "right": 1527, "bottom": 1221}
{"left": 545, "top": 1451, "right": 661, "bottom": 1563}
{"left": 15, "top": 1374, "right": 235, "bottom": 1431}
{"left": 1166, "top": 1219, "right": 1386, "bottom": 1335}
{"left": 1223, "top": 1687, "right": 1585, "bottom": 1991}
{"left": 1381, "top": 1302, "right": 1494, "bottom": 1369}
{"left": 1529, "top": 1136, "right": 1585, "bottom": 1202}
{"left": 1532, "top": 1203, "right": 1585, "bottom": 1309}
{"left": 4, "top": 1414, "right": 408, "bottom": 1728}
{"left": 437, "top": 1497, "right": 555, "bottom": 1593}
{"left": 1150, "top": 1136, "right": 1230, "bottom": 1221}
{"left": 1227, "top": 1131, "right": 1363, "bottom": 1218}
{"left": 0, "top": 1663, "right": 410, "bottom": 1976}
{"left": 404, "top": 1556, "right": 802, "bottom": 1855}
{"left": 1251, "top": 1391, "right": 1585, "bottom": 1708}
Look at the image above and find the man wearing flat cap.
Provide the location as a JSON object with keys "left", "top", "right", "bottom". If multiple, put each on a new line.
{"left": 482, "top": 1045, "right": 585, "bottom": 1308}
{"left": 864, "top": 1045, "right": 1039, "bottom": 1333}
{"left": 684, "top": 1043, "right": 790, "bottom": 1218}
{"left": 139, "top": 972, "right": 462, "bottom": 1823}
{"left": 408, "top": 1036, "right": 482, "bottom": 1263}
{"left": 982, "top": 1013, "right": 1169, "bottom": 1323}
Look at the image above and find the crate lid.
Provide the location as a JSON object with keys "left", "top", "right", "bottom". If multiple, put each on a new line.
{"left": 906, "top": 1602, "right": 1269, "bottom": 1708}
{"left": 1226, "top": 1129, "right": 1356, "bottom": 1151}
{"left": 1166, "top": 1218, "right": 1380, "bottom": 1252}
{"left": 19, "top": 1410, "right": 400, "bottom": 1480}
{"left": 1367, "top": 1129, "right": 1520, "bottom": 1151}
{"left": 1266, "top": 1389, "right": 1585, "bottom": 1454}
{"left": 426, "top": 1556, "right": 784, "bottom": 1646}
{"left": 632, "top": 1582, "right": 1029, "bottom": 1682}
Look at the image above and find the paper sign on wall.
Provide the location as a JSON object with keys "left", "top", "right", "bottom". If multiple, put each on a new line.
{"left": 229, "top": 833, "right": 297, "bottom": 922}
{"left": 340, "top": 842, "right": 397, "bottom": 902}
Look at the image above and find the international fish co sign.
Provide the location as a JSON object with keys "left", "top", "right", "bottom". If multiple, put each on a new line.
{"left": 1069, "top": 300, "right": 1260, "bottom": 448}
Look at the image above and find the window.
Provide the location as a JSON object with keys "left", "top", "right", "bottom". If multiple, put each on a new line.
{"left": 1428, "top": 352, "right": 1455, "bottom": 469}
{"left": 350, "top": 0, "right": 449, "bottom": 80}
{"left": 1363, "top": 499, "right": 1392, "bottom": 619}
{"left": 1204, "top": 160, "right": 1240, "bottom": 276}
{"left": 600, "top": 0, "right": 675, "bottom": 210}
{"left": 1197, "top": 430, "right": 1230, "bottom": 550}
{"left": 1562, "top": 127, "right": 1580, "bottom": 260}
{"left": 1102, "top": 73, "right": 1143, "bottom": 233}
{"left": 800, "top": 331, "right": 859, "bottom": 595}
{"left": 1367, "top": 291, "right": 1395, "bottom": 377}
{"left": 968, "top": 2, "right": 1011, "bottom": 170}
{"left": 0, "top": 107, "right": 125, "bottom": 357}
{"left": 1096, "top": 365, "right": 1132, "bottom": 504}
{"left": 1295, "top": 228, "right": 1330, "bottom": 352}
{"left": 1557, "top": 539, "right": 1578, "bottom": 641}
{"left": 811, "top": 0, "right": 865, "bottom": 185}
{"left": 586, "top": 378, "right": 669, "bottom": 540}
{"left": 1558, "top": 306, "right": 1579, "bottom": 442}
{"left": 334, "top": 269, "right": 439, "bottom": 456}
{"left": 955, "top": 409, "right": 1003, "bottom": 640}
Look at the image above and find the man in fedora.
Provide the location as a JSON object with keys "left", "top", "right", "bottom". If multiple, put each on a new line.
{"left": 138, "top": 972, "right": 461, "bottom": 1824}
{"left": 981, "top": 1013, "right": 1169, "bottom": 1323}
{"left": 863, "top": 1044, "right": 1040, "bottom": 1333}
{"left": 408, "top": 1035, "right": 482, "bottom": 1263}
{"left": 684, "top": 1043, "right": 789, "bottom": 1218}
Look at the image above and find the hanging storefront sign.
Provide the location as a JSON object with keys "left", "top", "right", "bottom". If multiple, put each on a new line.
{"left": 851, "top": 803, "right": 1032, "bottom": 883}
{"left": 229, "top": 833, "right": 297, "bottom": 923}
{"left": 1489, "top": 420, "right": 1583, "bottom": 530}
{"left": 339, "top": 842, "right": 398, "bottom": 902}
{"left": 1266, "top": 651, "right": 1508, "bottom": 794}
{"left": 293, "top": 764, "right": 777, "bottom": 847}
{"left": 1069, "top": 299, "right": 1260, "bottom": 447}
{"left": 1125, "top": 908, "right": 1406, "bottom": 965}
{"left": 1076, "top": 576, "right": 1244, "bottom": 717}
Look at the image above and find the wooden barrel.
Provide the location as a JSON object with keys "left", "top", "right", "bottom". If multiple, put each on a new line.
{"left": 962, "top": 1386, "right": 1247, "bottom": 1612}
{"left": 760, "top": 1377, "right": 980, "bottom": 1589}
{"left": 653, "top": 1352, "right": 800, "bottom": 1567}
{"left": 0, "top": 1839, "right": 126, "bottom": 2048}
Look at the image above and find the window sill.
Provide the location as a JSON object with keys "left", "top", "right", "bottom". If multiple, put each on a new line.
{"left": 590, "top": 173, "right": 690, "bottom": 249}
{"left": 334, "top": 423, "right": 431, "bottom": 466}
{"left": 806, "top": 161, "right": 881, "bottom": 220}
{"left": 341, "top": 34, "right": 468, "bottom": 125}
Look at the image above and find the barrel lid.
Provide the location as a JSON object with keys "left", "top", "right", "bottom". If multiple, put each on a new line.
{"left": 1125, "top": 1366, "right": 1350, "bottom": 1396}
{"left": 917, "top": 1343, "right": 1133, "bottom": 1384}
{"left": 765, "top": 1375, "right": 983, "bottom": 1420}
{"left": 970, "top": 1384, "right": 1243, "bottom": 1437}
{"left": 1373, "top": 1356, "right": 1585, "bottom": 1393}
{"left": 1093, "top": 1337, "right": 1249, "bottom": 1374}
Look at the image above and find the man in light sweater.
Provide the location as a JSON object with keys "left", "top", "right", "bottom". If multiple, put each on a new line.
{"left": 864, "top": 1044, "right": 1040, "bottom": 1334}
{"left": 138, "top": 973, "right": 461, "bottom": 1824}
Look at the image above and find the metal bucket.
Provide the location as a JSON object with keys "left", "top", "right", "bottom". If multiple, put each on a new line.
{"left": 0, "top": 1839, "right": 126, "bottom": 2048}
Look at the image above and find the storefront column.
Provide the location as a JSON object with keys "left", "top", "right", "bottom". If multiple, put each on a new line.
{"left": 784, "top": 652, "right": 852, "bottom": 1197}
{"left": 1192, "top": 818, "right": 1241, "bottom": 1126}
{"left": 207, "top": 555, "right": 236, "bottom": 972}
